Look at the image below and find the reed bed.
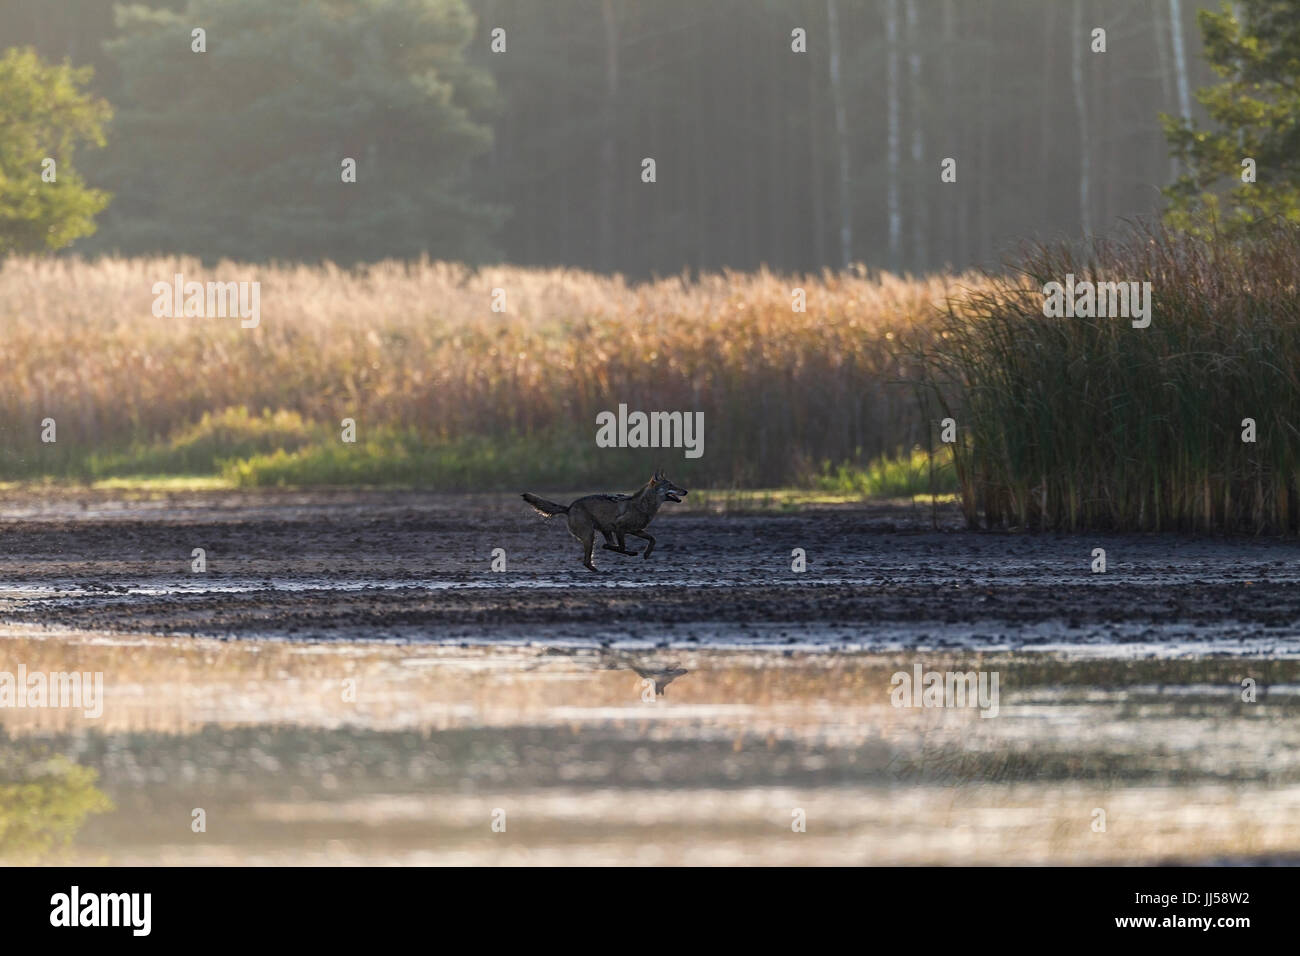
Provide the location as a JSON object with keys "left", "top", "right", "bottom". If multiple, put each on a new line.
{"left": 8, "top": 229, "right": 1292, "bottom": 525}
{"left": 917, "top": 225, "right": 1300, "bottom": 532}
{"left": 0, "top": 256, "right": 976, "bottom": 487}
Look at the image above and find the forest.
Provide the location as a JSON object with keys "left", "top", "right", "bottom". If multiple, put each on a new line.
{"left": 0, "top": 0, "right": 1217, "bottom": 276}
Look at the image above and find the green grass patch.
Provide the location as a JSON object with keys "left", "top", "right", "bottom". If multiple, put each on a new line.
{"left": 0, "top": 404, "right": 960, "bottom": 502}
{"left": 222, "top": 430, "right": 614, "bottom": 490}
{"left": 814, "top": 445, "right": 957, "bottom": 498}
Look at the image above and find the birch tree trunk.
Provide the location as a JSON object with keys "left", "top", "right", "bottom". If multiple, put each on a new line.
{"left": 1041, "top": 4, "right": 1056, "bottom": 175}
{"left": 597, "top": 0, "right": 619, "bottom": 272}
{"left": 1151, "top": 0, "right": 1177, "bottom": 179}
{"left": 905, "top": 0, "right": 925, "bottom": 273}
{"left": 942, "top": 0, "right": 963, "bottom": 267}
{"left": 1071, "top": 0, "right": 1092, "bottom": 236}
{"left": 808, "top": 37, "right": 828, "bottom": 270}
{"left": 827, "top": 0, "right": 852, "bottom": 269}
{"left": 1169, "top": 0, "right": 1193, "bottom": 124}
{"left": 885, "top": 0, "right": 901, "bottom": 272}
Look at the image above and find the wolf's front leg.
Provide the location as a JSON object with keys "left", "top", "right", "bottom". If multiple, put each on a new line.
{"left": 628, "top": 530, "right": 655, "bottom": 558}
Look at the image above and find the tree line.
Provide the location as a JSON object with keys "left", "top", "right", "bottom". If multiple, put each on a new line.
{"left": 3, "top": 0, "right": 1294, "bottom": 275}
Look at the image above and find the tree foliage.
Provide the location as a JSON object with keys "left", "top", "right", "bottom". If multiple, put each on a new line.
{"left": 94, "top": 0, "right": 502, "bottom": 264}
{"left": 0, "top": 745, "right": 113, "bottom": 861}
{"left": 1163, "top": 0, "right": 1300, "bottom": 234}
{"left": 0, "top": 46, "right": 111, "bottom": 255}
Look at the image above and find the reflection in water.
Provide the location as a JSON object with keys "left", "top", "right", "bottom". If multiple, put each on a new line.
{"left": 602, "top": 651, "right": 690, "bottom": 697}
{"left": 1, "top": 626, "right": 1299, "bottom": 864}
{"left": 0, "top": 740, "right": 113, "bottom": 862}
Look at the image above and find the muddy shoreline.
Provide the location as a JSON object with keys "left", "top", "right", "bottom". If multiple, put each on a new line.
{"left": 4, "top": 492, "right": 1300, "bottom": 864}
{"left": 2, "top": 491, "right": 1298, "bottom": 652}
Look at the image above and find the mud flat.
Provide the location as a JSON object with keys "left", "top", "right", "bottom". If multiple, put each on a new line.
{"left": 1, "top": 490, "right": 1299, "bottom": 864}
{"left": 1, "top": 489, "right": 1299, "bottom": 652}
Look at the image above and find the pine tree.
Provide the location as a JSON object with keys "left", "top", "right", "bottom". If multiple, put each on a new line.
{"left": 1163, "top": 0, "right": 1300, "bottom": 235}
{"left": 92, "top": 0, "right": 502, "bottom": 264}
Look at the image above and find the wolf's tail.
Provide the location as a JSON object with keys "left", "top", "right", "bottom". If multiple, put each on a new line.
{"left": 521, "top": 493, "right": 569, "bottom": 517}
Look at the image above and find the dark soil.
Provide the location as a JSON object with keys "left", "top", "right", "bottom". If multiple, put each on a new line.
{"left": 2, "top": 490, "right": 1299, "bottom": 650}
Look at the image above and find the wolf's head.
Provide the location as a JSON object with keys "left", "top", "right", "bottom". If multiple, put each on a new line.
{"left": 651, "top": 468, "right": 688, "bottom": 503}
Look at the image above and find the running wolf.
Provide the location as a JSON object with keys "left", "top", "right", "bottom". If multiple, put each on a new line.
{"left": 521, "top": 470, "right": 688, "bottom": 571}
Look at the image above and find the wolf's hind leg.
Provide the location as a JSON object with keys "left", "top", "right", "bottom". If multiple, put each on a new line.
{"left": 567, "top": 509, "right": 599, "bottom": 570}
{"left": 580, "top": 529, "right": 598, "bottom": 571}
{"left": 628, "top": 530, "right": 656, "bottom": 558}
{"left": 601, "top": 529, "right": 639, "bottom": 556}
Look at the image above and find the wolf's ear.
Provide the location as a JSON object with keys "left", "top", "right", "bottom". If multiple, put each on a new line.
{"left": 654, "top": 468, "right": 664, "bottom": 481}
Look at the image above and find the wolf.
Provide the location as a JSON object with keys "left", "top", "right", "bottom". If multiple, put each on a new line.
{"left": 522, "top": 469, "right": 688, "bottom": 571}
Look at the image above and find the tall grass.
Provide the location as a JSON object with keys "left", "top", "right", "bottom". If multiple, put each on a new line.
{"left": 0, "top": 256, "right": 979, "bottom": 487}
{"left": 917, "top": 224, "right": 1300, "bottom": 532}
{"left": 11, "top": 232, "right": 1293, "bottom": 521}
